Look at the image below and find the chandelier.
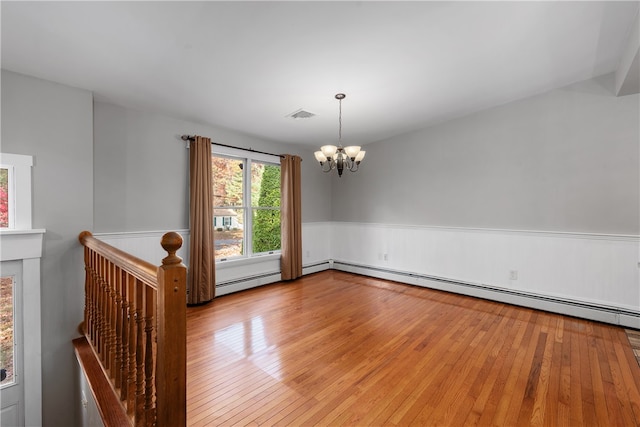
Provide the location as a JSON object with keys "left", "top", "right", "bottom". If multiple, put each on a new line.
{"left": 314, "top": 93, "right": 365, "bottom": 177}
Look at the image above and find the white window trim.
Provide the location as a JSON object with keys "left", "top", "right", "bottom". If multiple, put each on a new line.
{"left": 212, "top": 145, "right": 281, "bottom": 262}
{"left": 0, "top": 153, "right": 34, "bottom": 230}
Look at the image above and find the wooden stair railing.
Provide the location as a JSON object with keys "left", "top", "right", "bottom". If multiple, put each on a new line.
{"left": 75, "top": 231, "right": 187, "bottom": 427}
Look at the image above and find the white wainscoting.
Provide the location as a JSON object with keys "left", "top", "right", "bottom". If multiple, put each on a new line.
{"left": 302, "top": 222, "right": 332, "bottom": 274}
{"left": 95, "top": 223, "right": 639, "bottom": 327}
{"left": 330, "top": 222, "right": 640, "bottom": 328}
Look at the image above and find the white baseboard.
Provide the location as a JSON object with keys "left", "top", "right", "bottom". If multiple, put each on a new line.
{"left": 333, "top": 260, "right": 640, "bottom": 328}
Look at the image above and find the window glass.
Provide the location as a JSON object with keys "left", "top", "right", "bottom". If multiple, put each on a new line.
{"left": 0, "top": 275, "right": 15, "bottom": 386}
{"left": 251, "top": 162, "right": 281, "bottom": 254}
{"left": 212, "top": 156, "right": 245, "bottom": 258}
{"left": 0, "top": 168, "right": 9, "bottom": 228}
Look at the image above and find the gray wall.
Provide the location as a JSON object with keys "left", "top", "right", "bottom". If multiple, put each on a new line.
{"left": 4, "top": 66, "right": 637, "bottom": 425}
{"left": 1, "top": 70, "right": 94, "bottom": 427}
{"left": 332, "top": 74, "right": 640, "bottom": 235}
{"left": 94, "top": 101, "right": 332, "bottom": 232}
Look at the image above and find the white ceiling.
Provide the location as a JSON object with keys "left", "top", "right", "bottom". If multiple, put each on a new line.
{"left": 2, "top": 1, "right": 638, "bottom": 147}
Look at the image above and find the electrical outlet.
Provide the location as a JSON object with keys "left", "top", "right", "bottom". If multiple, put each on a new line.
{"left": 384, "top": 253, "right": 388, "bottom": 261}
{"left": 306, "top": 250, "right": 310, "bottom": 258}
{"left": 509, "top": 270, "right": 518, "bottom": 280}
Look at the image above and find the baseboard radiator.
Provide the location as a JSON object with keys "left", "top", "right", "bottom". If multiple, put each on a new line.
{"left": 209, "top": 259, "right": 639, "bottom": 328}
{"left": 215, "top": 271, "right": 282, "bottom": 296}
{"left": 332, "top": 260, "right": 640, "bottom": 329}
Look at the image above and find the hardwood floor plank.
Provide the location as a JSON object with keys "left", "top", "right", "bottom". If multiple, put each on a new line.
{"left": 462, "top": 308, "right": 530, "bottom": 425}
{"left": 482, "top": 312, "right": 539, "bottom": 426}
{"left": 185, "top": 271, "right": 640, "bottom": 426}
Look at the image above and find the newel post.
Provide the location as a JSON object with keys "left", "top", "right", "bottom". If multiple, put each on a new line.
{"left": 155, "top": 232, "right": 187, "bottom": 426}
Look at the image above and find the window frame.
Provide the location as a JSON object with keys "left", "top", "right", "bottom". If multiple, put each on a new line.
{"left": 0, "top": 153, "right": 34, "bottom": 230}
{"left": 212, "top": 145, "right": 281, "bottom": 262}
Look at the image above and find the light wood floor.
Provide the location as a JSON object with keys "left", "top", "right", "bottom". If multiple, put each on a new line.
{"left": 186, "top": 271, "right": 640, "bottom": 426}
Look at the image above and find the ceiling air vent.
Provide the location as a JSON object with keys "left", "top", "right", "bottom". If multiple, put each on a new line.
{"left": 287, "top": 109, "right": 316, "bottom": 120}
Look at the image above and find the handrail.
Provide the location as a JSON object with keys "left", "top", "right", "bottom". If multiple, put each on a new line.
{"left": 77, "top": 231, "right": 187, "bottom": 427}
{"left": 79, "top": 231, "right": 157, "bottom": 287}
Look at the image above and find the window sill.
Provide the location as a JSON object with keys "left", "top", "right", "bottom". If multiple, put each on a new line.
{"left": 0, "top": 228, "right": 46, "bottom": 261}
{"left": 216, "top": 252, "right": 281, "bottom": 268}
{"left": 0, "top": 228, "right": 46, "bottom": 235}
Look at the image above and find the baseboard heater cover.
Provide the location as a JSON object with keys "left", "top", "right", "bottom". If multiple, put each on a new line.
{"left": 214, "top": 261, "right": 331, "bottom": 293}
{"left": 216, "top": 271, "right": 282, "bottom": 288}
{"left": 303, "top": 260, "right": 332, "bottom": 274}
{"left": 332, "top": 260, "right": 640, "bottom": 328}
{"left": 304, "top": 260, "right": 331, "bottom": 269}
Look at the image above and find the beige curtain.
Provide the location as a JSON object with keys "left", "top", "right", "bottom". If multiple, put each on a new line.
{"left": 188, "top": 136, "right": 215, "bottom": 304}
{"left": 281, "top": 154, "right": 303, "bottom": 280}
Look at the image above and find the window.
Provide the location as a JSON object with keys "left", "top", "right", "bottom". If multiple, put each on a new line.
{"left": 212, "top": 147, "right": 281, "bottom": 260}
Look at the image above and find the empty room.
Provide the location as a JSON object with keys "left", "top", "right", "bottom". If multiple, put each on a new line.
{"left": 1, "top": 1, "right": 639, "bottom": 426}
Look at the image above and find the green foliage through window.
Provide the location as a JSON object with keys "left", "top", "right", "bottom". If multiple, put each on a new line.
{"left": 253, "top": 165, "right": 281, "bottom": 253}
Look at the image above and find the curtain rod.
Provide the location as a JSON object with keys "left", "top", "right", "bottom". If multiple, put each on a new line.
{"left": 181, "top": 135, "right": 286, "bottom": 159}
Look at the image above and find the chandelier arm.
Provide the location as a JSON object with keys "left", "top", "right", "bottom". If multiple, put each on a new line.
{"left": 320, "top": 161, "right": 333, "bottom": 173}
{"left": 345, "top": 157, "right": 353, "bottom": 170}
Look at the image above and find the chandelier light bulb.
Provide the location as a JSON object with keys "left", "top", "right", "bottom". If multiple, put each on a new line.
{"left": 344, "top": 146, "right": 361, "bottom": 159}
{"left": 321, "top": 145, "right": 338, "bottom": 158}
{"left": 314, "top": 151, "right": 327, "bottom": 163}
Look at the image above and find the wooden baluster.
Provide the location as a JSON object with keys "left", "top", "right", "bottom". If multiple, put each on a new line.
{"left": 135, "top": 279, "right": 146, "bottom": 426}
{"left": 104, "top": 261, "right": 111, "bottom": 371}
{"left": 144, "top": 285, "right": 156, "bottom": 427}
{"left": 93, "top": 253, "right": 100, "bottom": 350}
{"left": 91, "top": 249, "right": 99, "bottom": 344}
{"left": 119, "top": 269, "right": 129, "bottom": 401}
{"left": 90, "top": 249, "right": 98, "bottom": 343}
{"left": 82, "top": 245, "right": 89, "bottom": 335}
{"left": 127, "top": 274, "right": 137, "bottom": 415}
{"left": 102, "top": 255, "right": 110, "bottom": 361}
{"left": 108, "top": 262, "right": 117, "bottom": 376}
{"left": 86, "top": 248, "right": 95, "bottom": 341}
{"left": 114, "top": 266, "right": 123, "bottom": 390}
{"left": 155, "top": 232, "right": 187, "bottom": 427}
{"left": 97, "top": 255, "right": 106, "bottom": 358}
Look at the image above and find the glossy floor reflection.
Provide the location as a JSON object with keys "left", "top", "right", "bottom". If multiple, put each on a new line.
{"left": 186, "top": 271, "right": 640, "bottom": 426}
